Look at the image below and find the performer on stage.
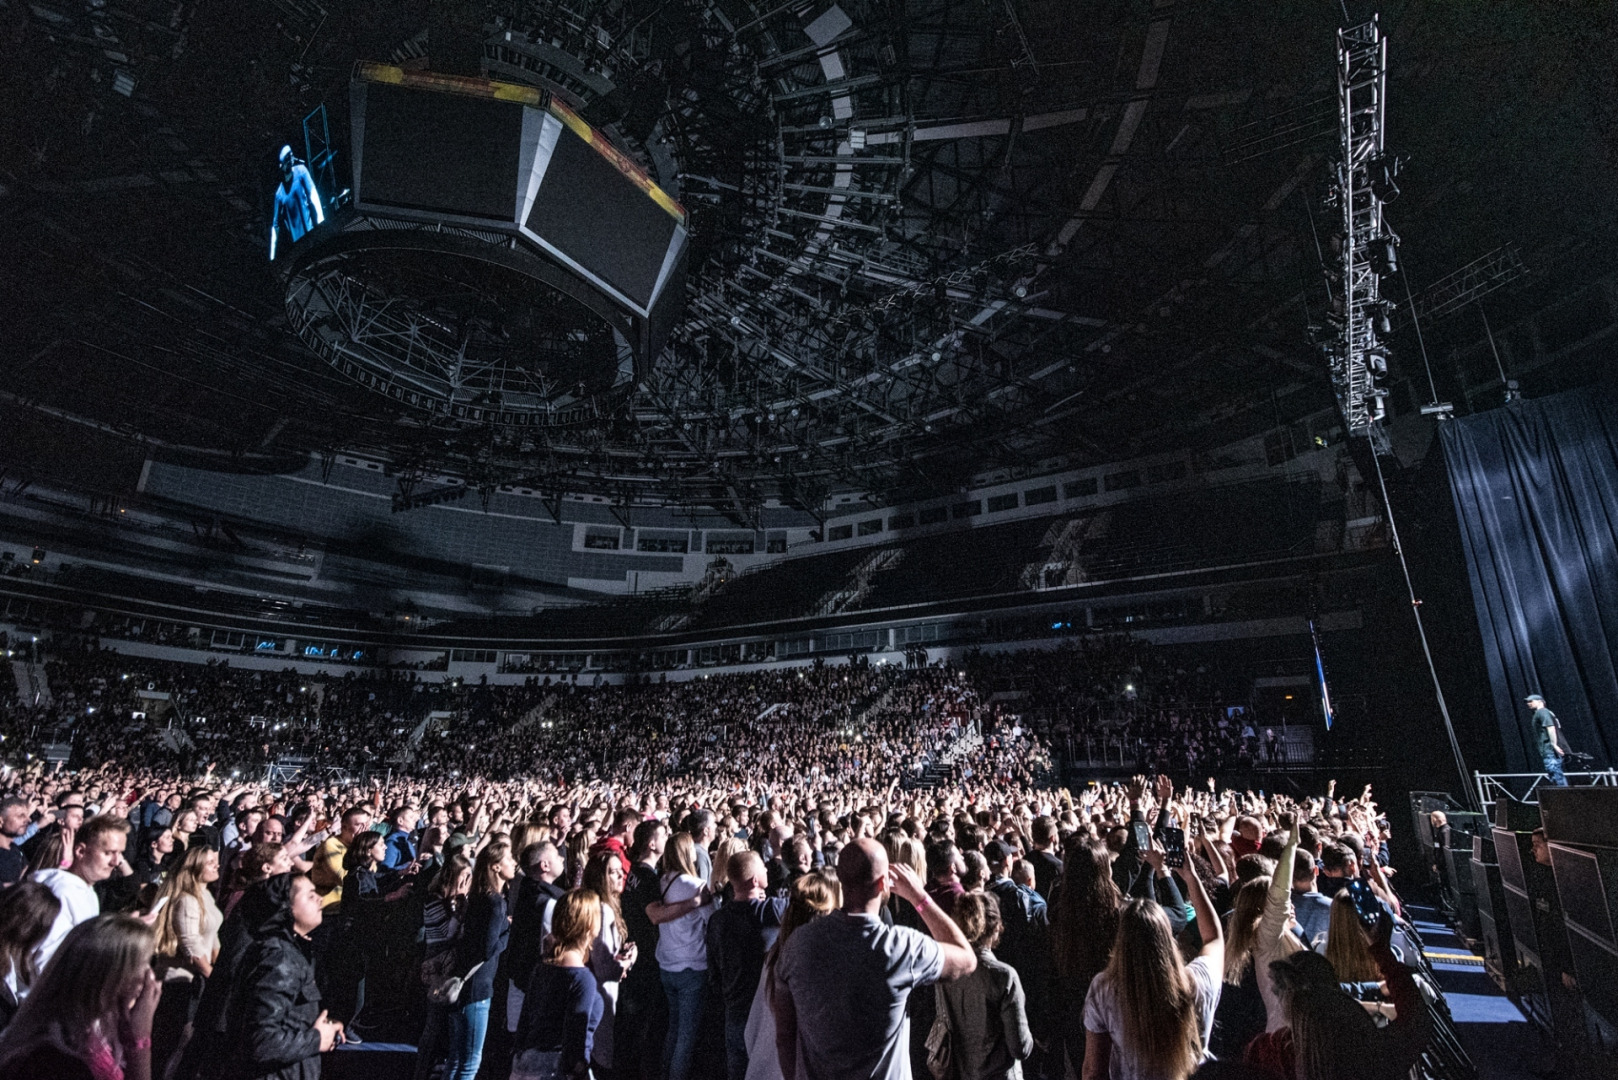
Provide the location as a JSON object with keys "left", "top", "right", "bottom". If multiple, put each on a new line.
{"left": 1525, "top": 694, "right": 1568, "bottom": 786}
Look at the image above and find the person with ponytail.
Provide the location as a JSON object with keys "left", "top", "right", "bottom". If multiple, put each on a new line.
{"left": 1081, "top": 854, "right": 1223, "bottom": 1080}
{"left": 937, "top": 891, "right": 1035, "bottom": 1080}
{"left": 743, "top": 868, "right": 839, "bottom": 1080}
{"left": 512, "top": 889, "right": 604, "bottom": 1079}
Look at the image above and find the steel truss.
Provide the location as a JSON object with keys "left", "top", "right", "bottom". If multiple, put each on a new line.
{"left": 1333, "top": 16, "right": 1391, "bottom": 441}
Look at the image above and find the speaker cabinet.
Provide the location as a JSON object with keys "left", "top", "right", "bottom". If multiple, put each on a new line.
{"left": 1472, "top": 833, "right": 1518, "bottom": 993}
{"left": 1494, "top": 796, "right": 1543, "bottom": 833}
{"left": 1539, "top": 787, "right": 1618, "bottom": 848}
{"left": 1550, "top": 841, "right": 1618, "bottom": 1031}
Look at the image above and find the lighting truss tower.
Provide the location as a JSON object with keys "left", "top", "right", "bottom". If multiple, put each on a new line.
{"left": 1333, "top": 15, "right": 1391, "bottom": 450}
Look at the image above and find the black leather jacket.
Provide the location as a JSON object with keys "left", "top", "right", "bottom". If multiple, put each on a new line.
{"left": 225, "top": 880, "right": 323, "bottom": 1080}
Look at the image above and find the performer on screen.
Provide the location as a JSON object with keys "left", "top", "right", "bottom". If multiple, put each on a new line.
{"left": 269, "top": 144, "right": 324, "bottom": 260}
{"left": 1525, "top": 693, "right": 1568, "bottom": 786}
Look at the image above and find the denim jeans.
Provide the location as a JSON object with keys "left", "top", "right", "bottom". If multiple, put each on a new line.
{"left": 444, "top": 997, "right": 491, "bottom": 1080}
{"left": 660, "top": 967, "right": 707, "bottom": 1080}
{"left": 1544, "top": 751, "right": 1569, "bottom": 786}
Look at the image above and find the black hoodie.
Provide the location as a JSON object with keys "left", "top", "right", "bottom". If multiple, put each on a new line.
{"left": 225, "top": 874, "right": 324, "bottom": 1080}
{"left": 174, "top": 874, "right": 296, "bottom": 1080}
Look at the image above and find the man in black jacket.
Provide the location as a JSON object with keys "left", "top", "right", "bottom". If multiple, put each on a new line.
{"left": 705, "top": 851, "right": 789, "bottom": 1080}
{"left": 619, "top": 819, "right": 669, "bottom": 1080}
{"left": 503, "top": 840, "right": 566, "bottom": 1034}
{"left": 227, "top": 873, "right": 344, "bottom": 1080}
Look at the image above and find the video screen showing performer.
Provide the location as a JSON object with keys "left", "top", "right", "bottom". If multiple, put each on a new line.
{"left": 269, "top": 144, "right": 324, "bottom": 261}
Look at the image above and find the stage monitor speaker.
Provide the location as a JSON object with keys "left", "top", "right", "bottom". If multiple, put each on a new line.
{"left": 1540, "top": 787, "right": 1618, "bottom": 849}
{"left": 1550, "top": 842, "right": 1618, "bottom": 950}
{"left": 1446, "top": 843, "right": 1482, "bottom": 939}
{"left": 1494, "top": 795, "right": 1543, "bottom": 833}
{"left": 1472, "top": 841, "right": 1518, "bottom": 993}
{"left": 1495, "top": 827, "right": 1530, "bottom": 895}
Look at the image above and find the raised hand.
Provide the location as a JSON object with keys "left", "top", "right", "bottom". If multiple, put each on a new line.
{"left": 887, "top": 862, "right": 930, "bottom": 908}
{"left": 123, "top": 966, "right": 161, "bottom": 1044}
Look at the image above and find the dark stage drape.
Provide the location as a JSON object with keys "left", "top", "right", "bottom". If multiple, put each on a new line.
{"left": 1440, "top": 388, "right": 1618, "bottom": 773}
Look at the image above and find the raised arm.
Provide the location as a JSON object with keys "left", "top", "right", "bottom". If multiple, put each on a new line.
{"left": 1176, "top": 852, "right": 1224, "bottom": 968}
{"left": 889, "top": 863, "right": 977, "bottom": 981}
{"left": 1260, "top": 819, "right": 1299, "bottom": 949}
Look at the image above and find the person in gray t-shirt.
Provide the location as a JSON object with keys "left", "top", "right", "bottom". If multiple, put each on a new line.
{"left": 774, "top": 838, "right": 977, "bottom": 1080}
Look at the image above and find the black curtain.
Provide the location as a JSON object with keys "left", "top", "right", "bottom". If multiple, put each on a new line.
{"left": 1439, "top": 387, "right": 1618, "bottom": 772}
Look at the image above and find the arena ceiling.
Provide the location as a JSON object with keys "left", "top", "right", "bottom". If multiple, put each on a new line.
{"left": 1, "top": 0, "right": 1614, "bottom": 519}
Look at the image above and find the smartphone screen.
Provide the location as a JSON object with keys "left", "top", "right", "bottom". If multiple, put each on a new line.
{"left": 1344, "top": 879, "right": 1382, "bottom": 930}
{"left": 1157, "top": 826, "right": 1186, "bottom": 869}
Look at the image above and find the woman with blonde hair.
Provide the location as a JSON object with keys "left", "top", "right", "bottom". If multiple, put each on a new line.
{"left": 1082, "top": 857, "right": 1224, "bottom": 1080}
{"left": 1324, "top": 893, "right": 1381, "bottom": 984}
{"left": 512, "top": 890, "right": 604, "bottom": 1079}
{"left": 710, "top": 837, "right": 748, "bottom": 896}
{"left": 883, "top": 834, "right": 928, "bottom": 931}
{"left": 581, "top": 849, "right": 637, "bottom": 1075}
{"left": 744, "top": 868, "right": 839, "bottom": 1080}
{"left": 170, "top": 809, "right": 199, "bottom": 853}
{"left": 655, "top": 831, "right": 713, "bottom": 1080}
{"left": 149, "top": 845, "right": 222, "bottom": 1075}
{"left": 0, "top": 914, "right": 162, "bottom": 1079}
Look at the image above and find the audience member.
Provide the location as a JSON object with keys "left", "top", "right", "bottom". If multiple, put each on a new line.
{"left": 937, "top": 891, "right": 1035, "bottom": 1080}
{"left": 33, "top": 814, "right": 130, "bottom": 976}
{"left": 0, "top": 914, "right": 160, "bottom": 1080}
{"left": 226, "top": 873, "right": 343, "bottom": 1080}
{"left": 443, "top": 836, "right": 515, "bottom": 1080}
{"left": 0, "top": 881, "right": 60, "bottom": 1027}
{"left": 149, "top": 845, "right": 222, "bottom": 1074}
{"left": 707, "top": 850, "right": 789, "bottom": 1080}
{"left": 513, "top": 889, "right": 604, "bottom": 1078}
{"left": 1081, "top": 857, "right": 1223, "bottom": 1080}
{"left": 773, "top": 838, "right": 976, "bottom": 1080}
{"left": 655, "top": 831, "right": 714, "bottom": 1080}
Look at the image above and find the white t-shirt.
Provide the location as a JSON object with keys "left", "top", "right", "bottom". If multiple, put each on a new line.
{"left": 31, "top": 868, "right": 101, "bottom": 988}
{"left": 654, "top": 873, "right": 712, "bottom": 972}
{"left": 1083, "top": 954, "right": 1222, "bottom": 1080}
{"left": 775, "top": 910, "right": 945, "bottom": 1080}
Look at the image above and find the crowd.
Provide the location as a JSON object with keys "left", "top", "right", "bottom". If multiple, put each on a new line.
{"left": 0, "top": 638, "right": 1439, "bottom": 1080}
{"left": 962, "top": 641, "right": 1268, "bottom": 774}
{"left": 0, "top": 764, "right": 1426, "bottom": 1080}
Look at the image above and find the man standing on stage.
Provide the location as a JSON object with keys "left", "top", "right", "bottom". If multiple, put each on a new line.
{"left": 1526, "top": 694, "right": 1568, "bottom": 786}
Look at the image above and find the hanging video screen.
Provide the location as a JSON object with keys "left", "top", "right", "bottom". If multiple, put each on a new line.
{"left": 524, "top": 125, "right": 681, "bottom": 311}
{"left": 360, "top": 81, "right": 524, "bottom": 221}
